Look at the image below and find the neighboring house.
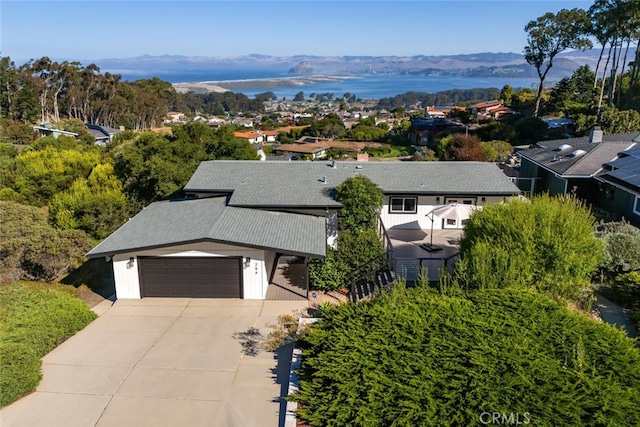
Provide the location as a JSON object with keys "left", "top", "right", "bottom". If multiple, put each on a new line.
{"left": 33, "top": 123, "right": 78, "bottom": 139}
{"left": 518, "top": 127, "right": 639, "bottom": 222}
{"left": 473, "top": 100, "right": 514, "bottom": 120}
{"left": 235, "top": 130, "right": 264, "bottom": 144}
{"left": 262, "top": 130, "right": 279, "bottom": 143}
{"left": 594, "top": 144, "right": 640, "bottom": 224}
{"left": 234, "top": 119, "right": 254, "bottom": 127}
{"left": 165, "top": 111, "right": 186, "bottom": 124}
{"left": 86, "top": 123, "right": 123, "bottom": 146}
{"left": 87, "top": 161, "right": 520, "bottom": 300}
{"left": 273, "top": 143, "right": 327, "bottom": 159}
{"left": 274, "top": 140, "right": 379, "bottom": 159}
{"left": 207, "top": 117, "right": 226, "bottom": 127}
{"left": 543, "top": 117, "right": 574, "bottom": 129}
{"left": 234, "top": 130, "right": 279, "bottom": 144}
{"left": 296, "top": 136, "right": 332, "bottom": 144}
{"left": 409, "top": 117, "right": 467, "bottom": 145}
{"left": 425, "top": 106, "right": 447, "bottom": 119}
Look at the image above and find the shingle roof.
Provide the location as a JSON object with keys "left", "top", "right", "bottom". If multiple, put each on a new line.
{"left": 87, "top": 197, "right": 326, "bottom": 258}
{"left": 184, "top": 161, "right": 520, "bottom": 208}
{"left": 519, "top": 133, "right": 640, "bottom": 176}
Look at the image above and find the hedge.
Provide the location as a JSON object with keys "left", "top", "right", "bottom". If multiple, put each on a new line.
{"left": 292, "top": 284, "right": 640, "bottom": 426}
{"left": 0, "top": 283, "right": 97, "bottom": 407}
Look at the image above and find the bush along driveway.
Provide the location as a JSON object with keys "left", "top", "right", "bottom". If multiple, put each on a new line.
{"left": 0, "top": 298, "right": 307, "bottom": 427}
{"left": 0, "top": 282, "right": 97, "bottom": 407}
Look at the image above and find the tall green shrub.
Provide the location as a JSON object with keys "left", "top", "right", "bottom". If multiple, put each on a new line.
{"left": 334, "top": 175, "right": 384, "bottom": 231}
{"left": 309, "top": 176, "right": 386, "bottom": 291}
{"left": 595, "top": 221, "right": 640, "bottom": 274}
{"left": 457, "top": 194, "right": 603, "bottom": 300}
{"left": 293, "top": 285, "right": 640, "bottom": 426}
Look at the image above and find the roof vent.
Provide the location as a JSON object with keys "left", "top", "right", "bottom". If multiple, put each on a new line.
{"left": 331, "top": 160, "right": 337, "bottom": 168}
{"left": 355, "top": 165, "right": 363, "bottom": 170}
{"left": 589, "top": 126, "right": 603, "bottom": 143}
{"left": 321, "top": 176, "right": 327, "bottom": 184}
{"left": 554, "top": 144, "right": 572, "bottom": 152}
{"left": 569, "top": 149, "right": 586, "bottom": 158}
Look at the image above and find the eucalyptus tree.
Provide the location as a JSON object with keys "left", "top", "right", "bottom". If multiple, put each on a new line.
{"left": 589, "top": 0, "right": 618, "bottom": 89}
{"left": 606, "top": 0, "right": 640, "bottom": 106}
{"left": 524, "top": 8, "right": 593, "bottom": 116}
{"left": 589, "top": 0, "right": 640, "bottom": 109}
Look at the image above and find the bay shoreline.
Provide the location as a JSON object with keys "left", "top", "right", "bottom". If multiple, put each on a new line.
{"left": 173, "top": 75, "right": 356, "bottom": 94}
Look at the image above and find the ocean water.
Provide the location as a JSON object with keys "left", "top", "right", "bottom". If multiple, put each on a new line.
{"left": 235, "top": 75, "right": 540, "bottom": 100}
{"left": 119, "top": 68, "right": 539, "bottom": 100}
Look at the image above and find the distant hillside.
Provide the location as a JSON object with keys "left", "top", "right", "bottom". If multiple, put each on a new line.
{"left": 80, "top": 50, "right": 628, "bottom": 81}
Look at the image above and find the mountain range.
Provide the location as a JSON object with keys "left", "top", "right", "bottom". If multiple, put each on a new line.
{"left": 85, "top": 50, "right": 625, "bottom": 81}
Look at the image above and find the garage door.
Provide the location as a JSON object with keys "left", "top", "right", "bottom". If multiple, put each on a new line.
{"left": 139, "top": 257, "right": 242, "bottom": 298}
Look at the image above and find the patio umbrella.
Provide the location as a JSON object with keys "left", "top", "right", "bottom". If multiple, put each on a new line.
{"left": 423, "top": 203, "right": 479, "bottom": 251}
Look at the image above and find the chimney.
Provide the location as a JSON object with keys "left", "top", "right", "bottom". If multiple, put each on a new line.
{"left": 119, "top": 125, "right": 125, "bottom": 131}
{"left": 589, "top": 126, "right": 603, "bottom": 143}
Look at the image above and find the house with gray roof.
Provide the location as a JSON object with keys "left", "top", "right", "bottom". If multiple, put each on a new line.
{"left": 594, "top": 145, "right": 640, "bottom": 225}
{"left": 518, "top": 127, "right": 639, "bottom": 222}
{"left": 86, "top": 123, "right": 123, "bottom": 146}
{"left": 88, "top": 160, "right": 519, "bottom": 300}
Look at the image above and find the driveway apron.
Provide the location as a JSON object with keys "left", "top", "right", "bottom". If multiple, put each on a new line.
{"left": 0, "top": 298, "right": 307, "bottom": 427}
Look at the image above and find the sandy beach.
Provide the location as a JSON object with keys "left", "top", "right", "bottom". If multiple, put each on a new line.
{"left": 173, "top": 75, "right": 355, "bottom": 94}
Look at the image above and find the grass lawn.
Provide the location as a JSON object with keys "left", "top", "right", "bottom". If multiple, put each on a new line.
{"left": 365, "top": 144, "right": 415, "bottom": 159}
{"left": 0, "top": 281, "right": 97, "bottom": 407}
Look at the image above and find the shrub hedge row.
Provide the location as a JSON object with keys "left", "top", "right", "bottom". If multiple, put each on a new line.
{"left": 293, "top": 284, "right": 640, "bottom": 426}
{"left": 0, "top": 282, "right": 97, "bottom": 407}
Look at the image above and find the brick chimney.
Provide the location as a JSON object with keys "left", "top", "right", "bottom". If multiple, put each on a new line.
{"left": 589, "top": 126, "right": 603, "bottom": 143}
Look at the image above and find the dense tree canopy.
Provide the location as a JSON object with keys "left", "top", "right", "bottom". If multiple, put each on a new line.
{"left": 113, "top": 122, "right": 258, "bottom": 206}
{"left": 442, "top": 134, "right": 488, "bottom": 161}
{"left": 0, "top": 55, "right": 266, "bottom": 129}
{"left": 303, "top": 113, "right": 347, "bottom": 139}
{"left": 49, "top": 163, "right": 129, "bottom": 240}
{"left": 11, "top": 138, "right": 102, "bottom": 206}
{"left": 548, "top": 65, "right": 599, "bottom": 116}
{"left": 0, "top": 201, "right": 92, "bottom": 282}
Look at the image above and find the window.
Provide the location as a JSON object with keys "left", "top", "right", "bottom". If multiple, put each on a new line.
{"left": 444, "top": 197, "right": 476, "bottom": 205}
{"left": 634, "top": 196, "right": 640, "bottom": 216}
{"left": 389, "top": 197, "right": 417, "bottom": 213}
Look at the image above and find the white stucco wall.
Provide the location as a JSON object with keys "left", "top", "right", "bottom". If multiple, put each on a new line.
{"left": 380, "top": 195, "right": 504, "bottom": 230}
{"left": 111, "top": 241, "right": 270, "bottom": 300}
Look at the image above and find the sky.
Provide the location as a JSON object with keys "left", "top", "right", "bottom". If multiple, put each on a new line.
{"left": 1, "top": 0, "right": 595, "bottom": 64}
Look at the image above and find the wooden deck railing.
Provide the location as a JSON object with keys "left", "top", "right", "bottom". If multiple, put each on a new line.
{"left": 347, "top": 219, "right": 396, "bottom": 302}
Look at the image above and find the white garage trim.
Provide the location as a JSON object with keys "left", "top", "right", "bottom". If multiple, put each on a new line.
{"left": 112, "top": 241, "right": 273, "bottom": 299}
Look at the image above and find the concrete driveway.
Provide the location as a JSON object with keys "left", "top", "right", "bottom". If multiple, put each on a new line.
{"left": 0, "top": 298, "right": 308, "bottom": 427}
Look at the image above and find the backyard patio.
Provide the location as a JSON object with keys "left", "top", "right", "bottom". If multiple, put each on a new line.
{"left": 387, "top": 228, "right": 464, "bottom": 282}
